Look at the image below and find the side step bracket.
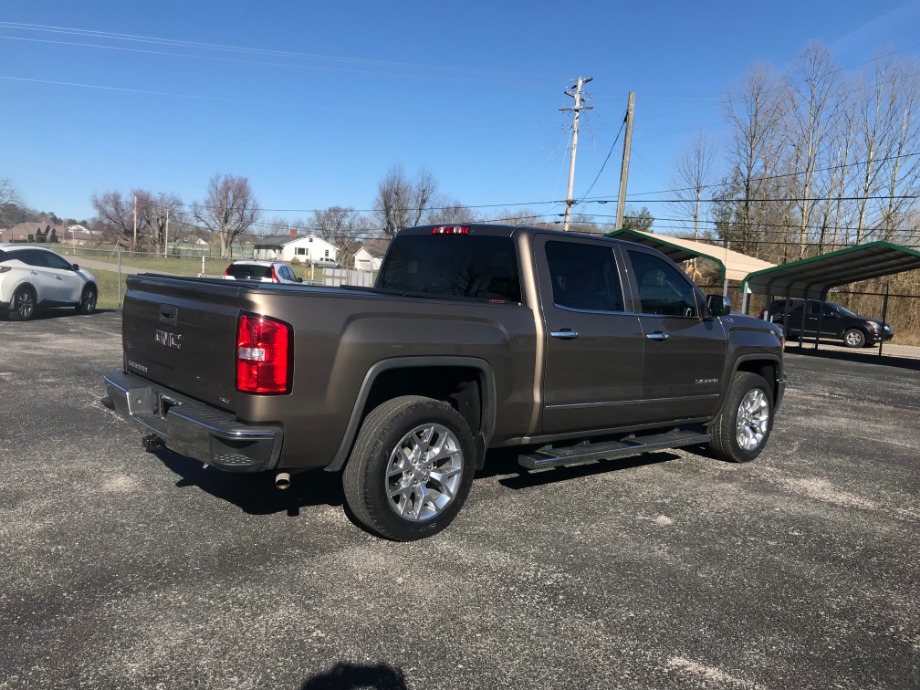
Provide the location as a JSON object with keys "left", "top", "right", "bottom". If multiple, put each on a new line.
{"left": 518, "top": 428, "right": 711, "bottom": 470}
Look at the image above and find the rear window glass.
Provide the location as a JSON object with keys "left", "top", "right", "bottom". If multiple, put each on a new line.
{"left": 0, "top": 250, "right": 7, "bottom": 262}
{"left": 226, "top": 264, "right": 272, "bottom": 279}
{"left": 377, "top": 235, "right": 521, "bottom": 303}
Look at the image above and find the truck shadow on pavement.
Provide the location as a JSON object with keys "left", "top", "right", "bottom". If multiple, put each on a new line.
{"left": 153, "top": 448, "right": 346, "bottom": 517}
{"left": 151, "top": 445, "right": 683, "bottom": 518}
{"left": 481, "top": 447, "right": 682, "bottom": 489}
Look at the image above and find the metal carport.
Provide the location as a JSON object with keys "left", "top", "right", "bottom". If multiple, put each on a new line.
{"left": 605, "top": 229, "right": 775, "bottom": 292}
{"left": 740, "top": 241, "right": 920, "bottom": 354}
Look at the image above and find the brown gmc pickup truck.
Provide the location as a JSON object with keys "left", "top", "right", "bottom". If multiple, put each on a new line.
{"left": 104, "top": 224, "right": 785, "bottom": 540}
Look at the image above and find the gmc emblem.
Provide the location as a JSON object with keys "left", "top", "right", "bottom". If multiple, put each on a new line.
{"left": 154, "top": 329, "right": 182, "bottom": 350}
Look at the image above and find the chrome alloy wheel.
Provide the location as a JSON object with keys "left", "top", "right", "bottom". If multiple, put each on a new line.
{"left": 735, "top": 388, "right": 770, "bottom": 451}
{"left": 385, "top": 423, "right": 464, "bottom": 522}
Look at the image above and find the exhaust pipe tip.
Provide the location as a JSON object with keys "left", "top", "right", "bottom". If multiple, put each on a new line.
{"left": 275, "top": 472, "right": 291, "bottom": 490}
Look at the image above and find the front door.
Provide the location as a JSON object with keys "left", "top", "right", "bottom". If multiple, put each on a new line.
{"left": 536, "top": 236, "right": 644, "bottom": 435}
{"left": 625, "top": 249, "right": 728, "bottom": 424}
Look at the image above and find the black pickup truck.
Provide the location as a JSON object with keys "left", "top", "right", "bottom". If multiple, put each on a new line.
{"left": 104, "top": 224, "right": 785, "bottom": 540}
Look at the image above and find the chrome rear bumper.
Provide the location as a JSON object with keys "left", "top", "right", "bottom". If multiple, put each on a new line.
{"left": 103, "top": 371, "right": 283, "bottom": 472}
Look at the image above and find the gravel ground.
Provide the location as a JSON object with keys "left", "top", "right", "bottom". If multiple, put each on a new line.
{"left": 1, "top": 310, "right": 918, "bottom": 690}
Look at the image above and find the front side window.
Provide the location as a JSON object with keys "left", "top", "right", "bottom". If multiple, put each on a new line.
{"left": 43, "top": 251, "right": 75, "bottom": 270}
{"left": 545, "top": 241, "right": 624, "bottom": 312}
{"left": 629, "top": 250, "right": 699, "bottom": 317}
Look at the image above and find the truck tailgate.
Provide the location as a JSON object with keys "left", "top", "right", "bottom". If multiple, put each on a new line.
{"left": 122, "top": 275, "right": 247, "bottom": 412}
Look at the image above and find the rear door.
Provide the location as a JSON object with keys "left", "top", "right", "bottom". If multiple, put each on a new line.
{"left": 624, "top": 248, "right": 727, "bottom": 424}
{"left": 536, "top": 236, "right": 643, "bottom": 434}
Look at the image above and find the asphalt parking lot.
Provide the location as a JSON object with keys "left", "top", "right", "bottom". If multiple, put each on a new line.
{"left": 1, "top": 310, "right": 918, "bottom": 690}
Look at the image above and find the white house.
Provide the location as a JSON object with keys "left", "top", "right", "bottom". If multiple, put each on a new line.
{"left": 353, "top": 247, "right": 383, "bottom": 272}
{"left": 252, "top": 231, "right": 338, "bottom": 264}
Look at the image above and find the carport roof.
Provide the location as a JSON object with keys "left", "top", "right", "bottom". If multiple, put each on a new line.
{"left": 741, "top": 241, "right": 920, "bottom": 300}
{"left": 605, "top": 228, "right": 775, "bottom": 281}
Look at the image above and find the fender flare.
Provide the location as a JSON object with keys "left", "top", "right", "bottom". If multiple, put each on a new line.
{"left": 324, "top": 356, "right": 497, "bottom": 472}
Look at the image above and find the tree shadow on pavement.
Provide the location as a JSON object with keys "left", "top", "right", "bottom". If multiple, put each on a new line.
{"left": 154, "top": 448, "right": 345, "bottom": 517}
{"left": 300, "top": 662, "right": 408, "bottom": 690}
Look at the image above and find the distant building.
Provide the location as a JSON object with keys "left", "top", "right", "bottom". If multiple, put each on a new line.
{"left": 353, "top": 240, "right": 390, "bottom": 272}
{"left": 252, "top": 230, "right": 338, "bottom": 264}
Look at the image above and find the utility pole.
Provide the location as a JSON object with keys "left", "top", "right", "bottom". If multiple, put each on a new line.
{"left": 133, "top": 195, "right": 137, "bottom": 252}
{"left": 164, "top": 208, "right": 170, "bottom": 258}
{"left": 615, "top": 91, "right": 635, "bottom": 230}
{"left": 561, "top": 76, "right": 593, "bottom": 231}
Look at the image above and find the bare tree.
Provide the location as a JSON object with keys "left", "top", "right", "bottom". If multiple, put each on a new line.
{"left": 311, "top": 206, "right": 365, "bottom": 260}
{"left": 723, "top": 65, "right": 787, "bottom": 256}
{"left": 136, "top": 192, "right": 183, "bottom": 255}
{"left": 877, "top": 60, "right": 920, "bottom": 241}
{"left": 783, "top": 44, "right": 840, "bottom": 257}
{"left": 0, "top": 178, "right": 22, "bottom": 228}
{"left": 673, "top": 131, "right": 716, "bottom": 238}
{"left": 374, "top": 166, "right": 438, "bottom": 236}
{"left": 193, "top": 174, "right": 261, "bottom": 258}
{"left": 91, "top": 190, "right": 135, "bottom": 246}
{"left": 425, "top": 197, "right": 477, "bottom": 226}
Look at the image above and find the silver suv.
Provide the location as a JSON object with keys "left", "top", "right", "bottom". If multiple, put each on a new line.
{"left": 0, "top": 244, "right": 98, "bottom": 321}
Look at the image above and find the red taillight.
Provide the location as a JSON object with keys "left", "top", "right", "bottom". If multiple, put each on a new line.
{"left": 270, "top": 264, "right": 279, "bottom": 283}
{"left": 432, "top": 225, "right": 469, "bottom": 235}
{"left": 223, "top": 266, "right": 229, "bottom": 277}
{"left": 236, "top": 313, "right": 291, "bottom": 394}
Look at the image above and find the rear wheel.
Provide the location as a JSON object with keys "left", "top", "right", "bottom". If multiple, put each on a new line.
{"left": 75, "top": 285, "right": 97, "bottom": 315}
{"left": 843, "top": 328, "right": 866, "bottom": 348}
{"left": 9, "top": 286, "right": 36, "bottom": 321}
{"left": 708, "top": 372, "right": 773, "bottom": 463}
{"left": 343, "top": 395, "right": 476, "bottom": 541}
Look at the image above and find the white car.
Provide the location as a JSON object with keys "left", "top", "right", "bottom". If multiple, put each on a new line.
{"left": 0, "top": 244, "right": 98, "bottom": 321}
{"left": 223, "top": 260, "right": 303, "bottom": 284}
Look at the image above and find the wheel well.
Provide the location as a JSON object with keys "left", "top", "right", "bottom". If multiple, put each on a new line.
{"left": 362, "top": 366, "right": 486, "bottom": 464}
{"left": 736, "top": 360, "right": 777, "bottom": 400}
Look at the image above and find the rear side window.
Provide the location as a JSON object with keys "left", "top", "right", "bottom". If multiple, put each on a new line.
{"left": 628, "top": 250, "right": 699, "bottom": 318}
{"left": 377, "top": 235, "right": 521, "bottom": 303}
{"left": 0, "top": 249, "right": 7, "bottom": 263}
{"left": 545, "top": 241, "right": 624, "bottom": 312}
{"left": 227, "top": 264, "right": 272, "bottom": 279}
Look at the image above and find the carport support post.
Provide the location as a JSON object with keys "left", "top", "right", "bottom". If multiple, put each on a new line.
{"left": 879, "top": 283, "right": 890, "bottom": 358}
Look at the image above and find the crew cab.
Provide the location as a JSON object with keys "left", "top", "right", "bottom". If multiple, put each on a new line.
{"left": 104, "top": 225, "right": 785, "bottom": 540}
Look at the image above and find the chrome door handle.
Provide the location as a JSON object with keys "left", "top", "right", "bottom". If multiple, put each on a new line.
{"left": 550, "top": 330, "right": 579, "bottom": 339}
{"left": 646, "top": 332, "right": 669, "bottom": 341}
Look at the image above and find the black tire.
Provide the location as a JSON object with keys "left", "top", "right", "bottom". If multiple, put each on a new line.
{"left": 76, "top": 285, "right": 97, "bottom": 315}
{"left": 342, "top": 395, "right": 476, "bottom": 541}
{"left": 843, "top": 328, "right": 866, "bottom": 348}
{"left": 708, "top": 372, "right": 773, "bottom": 463}
{"left": 9, "top": 286, "right": 36, "bottom": 321}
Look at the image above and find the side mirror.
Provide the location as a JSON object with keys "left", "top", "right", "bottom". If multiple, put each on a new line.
{"left": 72, "top": 263, "right": 80, "bottom": 271}
{"left": 296, "top": 277, "right": 303, "bottom": 283}
{"left": 707, "top": 294, "right": 731, "bottom": 317}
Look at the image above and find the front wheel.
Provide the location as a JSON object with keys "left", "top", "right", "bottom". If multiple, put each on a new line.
{"left": 343, "top": 396, "right": 476, "bottom": 541}
{"left": 708, "top": 372, "right": 773, "bottom": 463}
{"left": 843, "top": 328, "right": 866, "bottom": 348}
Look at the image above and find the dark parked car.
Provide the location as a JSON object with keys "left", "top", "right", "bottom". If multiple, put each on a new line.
{"left": 761, "top": 299, "right": 893, "bottom": 348}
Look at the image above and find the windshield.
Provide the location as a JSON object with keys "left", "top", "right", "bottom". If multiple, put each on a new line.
{"left": 377, "top": 235, "right": 522, "bottom": 303}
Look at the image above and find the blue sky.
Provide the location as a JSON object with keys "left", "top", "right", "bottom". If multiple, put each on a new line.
{"left": 2, "top": 0, "right": 919, "bottom": 233}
